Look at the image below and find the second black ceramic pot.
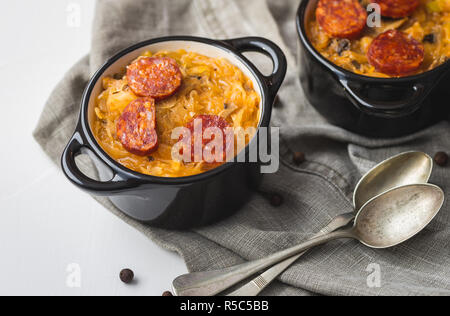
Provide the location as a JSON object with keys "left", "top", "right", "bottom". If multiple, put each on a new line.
{"left": 297, "top": 0, "right": 450, "bottom": 138}
{"left": 61, "top": 36, "right": 287, "bottom": 229}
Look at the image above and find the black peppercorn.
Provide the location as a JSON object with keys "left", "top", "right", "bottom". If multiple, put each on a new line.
{"left": 270, "top": 193, "right": 284, "bottom": 207}
{"left": 434, "top": 152, "right": 448, "bottom": 167}
{"left": 293, "top": 152, "right": 306, "bottom": 165}
{"left": 120, "top": 269, "right": 134, "bottom": 284}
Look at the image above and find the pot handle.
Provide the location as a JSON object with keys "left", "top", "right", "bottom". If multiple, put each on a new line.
{"left": 61, "top": 131, "right": 138, "bottom": 196}
{"left": 224, "top": 37, "right": 287, "bottom": 100}
{"left": 339, "top": 79, "right": 427, "bottom": 118}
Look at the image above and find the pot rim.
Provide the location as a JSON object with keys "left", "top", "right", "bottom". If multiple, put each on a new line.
{"left": 78, "top": 35, "right": 278, "bottom": 186}
{"left": 296, "top": 0, "right": 450, "bottom": 83}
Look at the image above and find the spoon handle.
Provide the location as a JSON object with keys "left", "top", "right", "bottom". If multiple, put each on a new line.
{"left": 226, "top": 212, "right": 355, "bottom": 296}
{"left": 172, "top": 229, "right": 355, "bottom": 296}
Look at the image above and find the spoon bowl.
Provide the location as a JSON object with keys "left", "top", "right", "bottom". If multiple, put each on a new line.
{"left": 354, "top": 152, "right": 433, "bottom": 211}
{"left": 354, "top": 184, "right": 445, "bottom": 248}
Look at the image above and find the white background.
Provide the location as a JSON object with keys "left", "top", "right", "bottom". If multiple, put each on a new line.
{"left": 0, "top": 0, "right": 187, "bottom": 296}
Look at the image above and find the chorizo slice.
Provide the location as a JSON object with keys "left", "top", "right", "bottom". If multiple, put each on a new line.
{"left": 367, "top": 30, "right": 424, "bottom": 76}
{"left": 116, "top": 97, "right": 158, "bottom": 156}
{"left": 316, "top": 0, "right": 367, "bottom": 39}
{"left": 181, "top": 115, "right": 232, "bottom": 164}
{"left": 126, "top": 57, "right": 182, "bottom": 99}
{"left": 370, "top": 0, "right": 420, "bottom": 18}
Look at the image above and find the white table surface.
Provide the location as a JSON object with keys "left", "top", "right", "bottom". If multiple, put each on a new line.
{"left": 0, "top": 0, "right": 187, "bottom": 296}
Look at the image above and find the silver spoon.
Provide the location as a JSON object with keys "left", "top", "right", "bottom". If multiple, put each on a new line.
{"left": 173, "top": 184, "right": 443, "bottom": 297}
{"left": 171, "top": 152, "right": 432, "bottom": 296}
{"left": 226, "top": 151, "right": 433, "bottom": 296}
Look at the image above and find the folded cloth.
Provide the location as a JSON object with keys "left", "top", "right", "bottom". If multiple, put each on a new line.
{"left": 34, "top": 0, "right": 450, "bottom": 296}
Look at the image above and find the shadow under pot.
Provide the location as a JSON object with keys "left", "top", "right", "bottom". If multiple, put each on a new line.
{"left": 61, "top": 36, "right": 287, "bottom": 229}
{"left": 297, "top": 0, "right": 450, "bottom": 138}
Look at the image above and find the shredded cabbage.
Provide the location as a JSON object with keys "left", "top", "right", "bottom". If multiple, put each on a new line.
{"left": 93, "top": 50, "right": 261, "bottom": 177}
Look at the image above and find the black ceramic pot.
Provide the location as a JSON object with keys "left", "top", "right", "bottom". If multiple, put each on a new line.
{"left": 61, "top": 36, "right": 287, "bottom": 229}
{"left": 297, "top": 0, "right": 450, "bottom": 138}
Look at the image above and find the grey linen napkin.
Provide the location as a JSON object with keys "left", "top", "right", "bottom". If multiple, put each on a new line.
{"left": 34, "top": 0, "right": 450, "bottom": 296}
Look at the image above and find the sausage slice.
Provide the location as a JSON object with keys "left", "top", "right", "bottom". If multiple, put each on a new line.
{"left": 181, "top": 115, "right": 232, "bottom": 163}
{"left": 316, "top": 0, "right": 367, "bottom": 39}
{"left": 116, "top": 97, "right": 158, "bottom": 156}
{"left": 370, "top": 0, "right": 420, "bottom": 18}
{"left": 367, "top": 30, "right": 424, "bottom": 76}
{"left": 127, "top": 57, "right": 182, "bottom": 99}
